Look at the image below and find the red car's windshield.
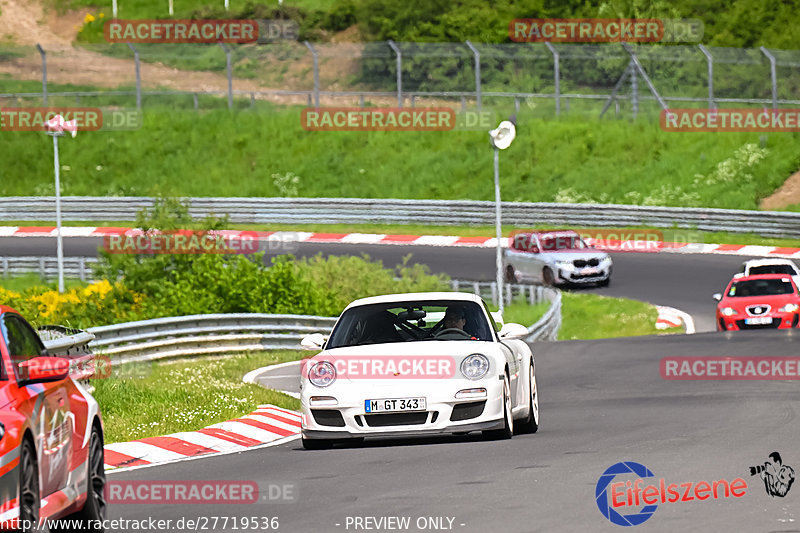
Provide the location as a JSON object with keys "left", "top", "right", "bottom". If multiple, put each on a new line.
{"left": 727, "top": 279, "right": 795, "bottom": 297}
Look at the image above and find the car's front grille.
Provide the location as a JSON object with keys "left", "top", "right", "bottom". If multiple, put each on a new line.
{"left": 573, "top": 258, "right": 600, "bottom": 268}
{"left": 571, "top": 272, "right": 603, "bottom": 280}
{"left": 450, "top": 401, "right": 486, "bottom": 422}
{"left": 735, "top": 319, "right": 780, "bottom": 330}
{"left": 364, "top": 412, "right": 429, "bottom": 427}
{"left": 311, "top": 409, "right": 346, "bottom": 427}
{"left": 746, "top": 304, "right": 771, "bottom": 316}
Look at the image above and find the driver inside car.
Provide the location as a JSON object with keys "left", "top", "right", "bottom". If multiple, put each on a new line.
{"left": 443, "top": 306, "right": 468, "bottom": 333}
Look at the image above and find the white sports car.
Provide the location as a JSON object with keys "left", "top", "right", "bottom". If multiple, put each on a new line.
{"left": 299, "top": 292, "right": 539, "bottom": 449}
{"left": 734, "top": 258, "right": 800, "bottom": 288}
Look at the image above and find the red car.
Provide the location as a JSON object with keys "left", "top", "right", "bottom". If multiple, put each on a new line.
{"left": 0, "top": 306, "right": 106, "bottom": 531}
{"left": 714, "top": 274, "right": 800, "bottom": 331}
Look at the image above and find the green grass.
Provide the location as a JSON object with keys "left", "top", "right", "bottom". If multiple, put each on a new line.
{"left": 0, "top": 274, "right": 85, "bottom": 293}
{"left": 1, "top": 106, "right": 797, "bottom": 210}
{"left": 93, "top": 349, "right": 303, "bottom": 444}
{"left": 49, "top": 0, "right": 335, "bottom": 18}
{"left": 558, "top": 292, "right": 663, "bottom": 340}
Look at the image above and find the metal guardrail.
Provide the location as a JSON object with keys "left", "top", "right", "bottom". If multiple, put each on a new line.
{"left": 2, "top": 197, "right": 799, "bottom": 238}
{"left": 87, "top": 314, "right": 339, "bottom": 363}
{"left": 525, "top": 288, "right": 562, "bottom": 342}
{"left": 1, "top": 256, "right": 98, "bottom": 281}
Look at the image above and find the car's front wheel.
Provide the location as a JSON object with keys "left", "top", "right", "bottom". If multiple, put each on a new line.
{"left": 19, "top": 438, "right": 40, "bottom": 533}
{"left": 483, "top": 374, "right": 513, "bottom": 440}
{"left": 542, "top": 267, "right": 555, "bottom": 287}
{"left": 516, "top": 364, "right": 539, "bottom": 434}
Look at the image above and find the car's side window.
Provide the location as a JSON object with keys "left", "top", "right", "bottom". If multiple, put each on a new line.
{"left": 2, "top": 315, "right": 45, "bottom": 380}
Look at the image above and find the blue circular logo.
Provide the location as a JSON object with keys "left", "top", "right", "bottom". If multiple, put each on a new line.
{"left": 595, "top": 462, "right": 658, "bottom": 526}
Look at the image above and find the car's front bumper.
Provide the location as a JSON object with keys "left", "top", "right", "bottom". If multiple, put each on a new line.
{"left": 555, "top": 265, "right": 612, "bottom": 285}
{"left": 300, "top": 378, "right": 506, "bottom": 440}
{"left": 717, "top": 312, "right": 799, "bottom": 331}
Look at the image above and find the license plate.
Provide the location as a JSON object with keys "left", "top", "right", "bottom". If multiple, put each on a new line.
{"left": 745, "top": 317, "right": 772, "bottom": 325}
{"left": 581, "top": 267, "right": 600, "bottom": 275}
{"left": 365, "top": 397, "right": 426, "bottom": 413}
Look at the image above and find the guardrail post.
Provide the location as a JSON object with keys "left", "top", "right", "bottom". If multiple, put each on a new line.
{"left": 39, "top": 257, "right": 46, "bottom": 280}
{"left": 387, "top": 40, "right": 402, "bottom": 108}
{"left": 304, "top": 41, "right": 320, "bottom": 108}
{"left": 545, "top": 42, "right": 560, "bottom": 116}
{"left": 698, "top": 44, "right": 715, "bottom": 109}
{"left": 128, "top": 43, "right": 142, "bottom": 110}
{"left": 465, "top": 41, "right": 481, "bottom": 111}
{"left": 451, "top": 279, "right": 460, "bottom": 291}
{"left": 169, "top": 0, "right": 174, "bottom": 15}
{"left": 760, "top": 46, "right": 778, "bottom": 110}
{"left": 219, "top": 43, "right": 233, "bottom": 110}
{"left": 36, "top": 44, "right": 47, "bottom": 106}
{"left": 1, "top": 258, "right": 7, "bottom": 278}
{"left": 112, "top": 0, "right": 118, "bottom": 17}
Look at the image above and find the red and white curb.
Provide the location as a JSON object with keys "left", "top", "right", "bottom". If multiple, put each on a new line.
{"left": 104, "top": 405, "right": 300, "bottom": 472}
{"left": 2, "top": 226, "right": 799, "bottom": 258}
{"left": 656, "top": 306, "right": 696, "bottom": 334}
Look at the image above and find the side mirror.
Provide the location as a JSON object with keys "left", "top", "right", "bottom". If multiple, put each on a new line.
{"left": 712, "top": 293, "right": 722, "bottom": 302}
{"left": 499, "top": 322, "right": 528, "bottom": 339}
{"left": 301, "top": 333, "right": 327, "bottom": 351}
{"left": 17, "top": 356, "right": 71, "bottom": 385}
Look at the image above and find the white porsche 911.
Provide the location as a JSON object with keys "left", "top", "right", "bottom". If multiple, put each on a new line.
{"left": 298, "top": 292, "right": 539, "bottom": 449}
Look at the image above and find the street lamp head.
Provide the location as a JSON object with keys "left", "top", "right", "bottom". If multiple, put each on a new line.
{"left": 45, "top": 114, "right": 78, "bottom": 138}
{"left": 489, "top": 120, "right": 516, "bottom": 150}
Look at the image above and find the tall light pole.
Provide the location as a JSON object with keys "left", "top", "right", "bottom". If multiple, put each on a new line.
{"left": 488, "top": 119, "right": 516, "bottom": 317}
{"left": 45, "top": 114, "right": 78, "bottom": 293}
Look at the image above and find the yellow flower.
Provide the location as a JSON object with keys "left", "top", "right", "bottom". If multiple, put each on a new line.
{"left": 0, "top": 287, "right": 22, "bottom": 300}
{"left": 99, "top": 13, "right": 105, "bottom": 18}
{"left": 84, "top": 13, "right": 96, "bottom": 23}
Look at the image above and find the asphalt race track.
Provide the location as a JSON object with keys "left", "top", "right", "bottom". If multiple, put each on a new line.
{"left": 4, "top": 235, "right": 799, "bottom": 532}
{"left": 0, "top": 236, "right": 766, "bottom": 331}
{"left": 107, "top": 331, "right": 800, "bottom": 532}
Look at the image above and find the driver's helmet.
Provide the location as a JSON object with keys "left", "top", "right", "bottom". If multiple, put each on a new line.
{"left": 444, "top": 306, "right": 466, "bottom": 323}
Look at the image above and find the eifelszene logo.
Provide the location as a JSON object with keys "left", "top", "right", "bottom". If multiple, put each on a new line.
{"left": 749, "top": 452, "right": 795, "bottom": 498}
{"left": 595, "top": 461, "right": 747, "bottom": 526}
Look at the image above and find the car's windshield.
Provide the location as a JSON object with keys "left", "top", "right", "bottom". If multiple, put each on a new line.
{"left": 326, "top": 300, "right": 494, "bottom": 348}
{"left": 748, "top": 264, "right": 796, "bottom": 276}
{"left": 727, "top": 279, "right": 795, "bottom": 297}
{"left": 539, "top": 234, "right": 587, "bottom": 251}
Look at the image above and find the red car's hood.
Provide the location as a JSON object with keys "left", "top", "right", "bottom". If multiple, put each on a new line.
{"left": 720, "top": 293, "right": 799, "bottom": 311}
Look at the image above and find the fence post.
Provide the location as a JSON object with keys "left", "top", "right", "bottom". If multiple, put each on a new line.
{"left": 218, "top": 43, "right": 233, "bottom": 110}
{"left": 465, "top": 41, "right": 481, "bottom": 110}
{"left": 621, "top": 43, "right": 669, "bottom": 112}
{"left": 387, "top": 40, "right": 402, "bottom": 108}
{"left": 36, "top": 44, "right": 47, "bottom": 106}
{"left": 760, "top": 46, "right": 778, "bottom": 110}
{"left": 224, "top": 0, "right": 229, "bottom": 10}
{"left": 128, "top": 43, "right": 142, "bottom": 109}
{"left": 698, "top": 44, "right": 715, "bottom": 109}
{"left": 169, "top": 0, "right": 174, "bottom": 15}
{"left": 112, "top": 0, "right": 118, "bottom": 17}
{"left": 304, "top": 41, "right": 320, "bottom": 108}
{"left": 631, "top": 63, "right": 638, "bottom": 119}
{"left": 544, "top": 42, "right": 560, "bottom": 116}
{"left": 600, "top": 62, "right": 631, "bottom": 118}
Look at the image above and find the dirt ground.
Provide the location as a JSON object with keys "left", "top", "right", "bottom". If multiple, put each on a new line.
{"left": 760, "top": 170, "right": 800, "bottom": 210}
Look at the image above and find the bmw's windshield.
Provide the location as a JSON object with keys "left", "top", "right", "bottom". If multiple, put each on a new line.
{"left": 727, "top": 279, "right": 795, "bottom": 297}
{"left": 749, "top": 265, "right": 796, "bottom": 276}
{"left": 326, "top": 300, "right": 494, "bottom": 349}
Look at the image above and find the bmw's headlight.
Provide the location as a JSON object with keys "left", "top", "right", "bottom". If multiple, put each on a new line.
{"left": 720, "top": 307, "right": 738, "bottom": 316}
{"left": 308, "top": 361, "right": 336, "bottom": 387}
{"left": 555, "top": 260, "right": 573, "bottom": 268}
{"left": 779, "top": 303, "right": 799, "bottom": 313}
{"left": 601, "top": 255, "right": 612, "bottom": 264}
{"left": 461, "top": 354, "right": 490, "bottom": 380}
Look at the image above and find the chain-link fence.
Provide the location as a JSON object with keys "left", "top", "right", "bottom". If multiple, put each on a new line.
{"left": 1, "top": 41, "right": 799, "bottom": 118}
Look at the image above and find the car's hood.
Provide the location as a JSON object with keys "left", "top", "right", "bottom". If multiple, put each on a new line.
{"left": 720, "top": 294, "right": 799, "bottom": 310}
{"left": 541, "top": 250, "right": 609, "bottom": 262}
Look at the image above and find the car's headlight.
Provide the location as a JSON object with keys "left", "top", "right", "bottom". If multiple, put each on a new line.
{"left": 601, "top": 255, "right": 612, "bottom": 264}
{"left": 720, "top": 307, "right": 738, "bottom": 316}
{"left": 308, "top": 361, "right": 336, "bottom": 387}
{"left": 779, "top": 303, "right": 799, "bottom": 313}
{"left": 461, "top": 354, "right": 490, "bottom": 380}
{"left": 555, "top": 260, "right": 572, "bottom": 267}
